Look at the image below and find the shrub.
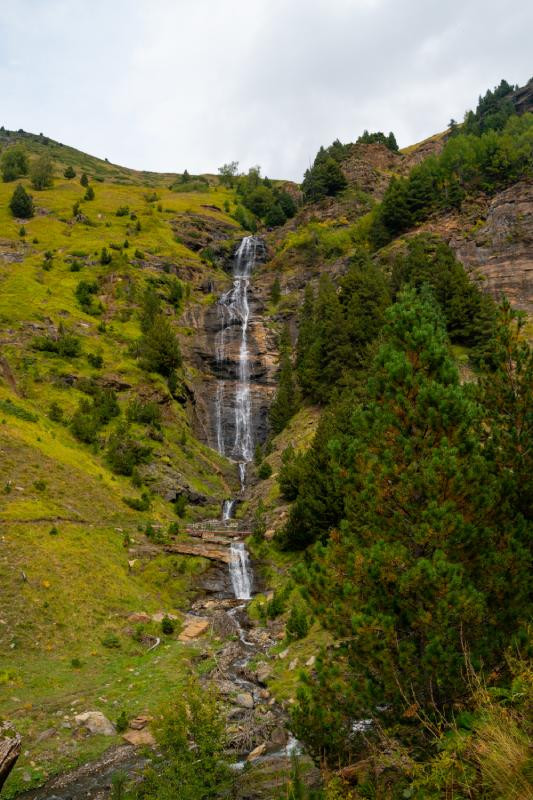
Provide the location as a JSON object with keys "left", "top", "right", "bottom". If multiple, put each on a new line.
{"left": 18, "top": 225, "right": 26, "bottom": 237}
{"left": 126, "top": 397, "right": 162, "bottom": 427}
{"left": 106, "top": 424, "right": 151, "bottom": 475}
{"left": 30, "top": 154, "right": 54, "bottom": 189}
{"left": 161, "top": 616, "right": 175, "bottom": 635}
{"left": 48, "top": 401, "right": 64, "bottom": 422}
{"left": 138, "top": 315, "right": 182, "bottom": 376}
{"left": 33, "top": 479, "right": 46, "bottom": 491}
{"left": 123, "top": 492, "right": 151, "bottom": 511}
{"left": 70, "top": 657, "right": 82, "bottom": 668}
{"left": 64, "top": 165, "right": 76, "bottom": 179}
{"left": 0, "top": 398, "right": 38, "bottom": 422}
{"left": 134, "top": 248, "right": 144, "bottom": 259}
{"left": 75, "top": 279, "right": 101, "bottom": 315}
{"left": 286, "top": 605, "right": 309, "bottom": 641}
{"left": 9, "top": 184, "right": 34, "bottom": 218}
{"left": 258, "top": 461, "right": 273, "bottom": 480}
{"left": 115, "top": 205, "right": 130, "bottom": 217}
{"left": 87, "top": 352, "right": 104, "bottom": 369}
{"left": 116, "top": 711, "right": 129, "bottom": 733}
{"left": 102, "top": 632, "right": 121, "bottom": 649}
{"left": 80, "top": 172, "right": 89, "bottom": 187}
{"left": 100, "top": 246, "right": 112, "bottom": 265}
{"left": 33, "top": 324, "right": 82, "bottom": 358}
{"left": 84, "top": 186, "right": 95, "bottom": 201}
{"left": 173, "top": 494, "right": 187, "bottom": 517}
{"left": 49, "top": 526, "right": 58, "bottom": 536}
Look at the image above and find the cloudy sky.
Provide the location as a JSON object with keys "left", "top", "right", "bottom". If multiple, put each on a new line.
{"left": 1, "top": 1, "right": 531, "bottom": 180}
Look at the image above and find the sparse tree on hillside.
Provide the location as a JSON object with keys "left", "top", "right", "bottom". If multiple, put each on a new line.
{"left": 217, "top": 161, "right": 239, "bottom": 187}
{"left": 1, "top": 145, "right": 29, "bottom": 182}
{"left": 64, "top": 165, "right": 76, "bottom": 179}
{"left": 30, "top": 154, "right": 54, "bottom": 190}
{"left": 80, "top": 172, "right": 89, "bottom": 187}
{"left": 9, "top": 184, "right": 34, "bottom": 218}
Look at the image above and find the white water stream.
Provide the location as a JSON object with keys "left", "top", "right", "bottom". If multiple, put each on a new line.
{"left": 214, "top": 236, "right": 261, "bottom": 598}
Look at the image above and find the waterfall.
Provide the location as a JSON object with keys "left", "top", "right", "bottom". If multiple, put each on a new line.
{"left": 214, "top": 236, "right": 261, "bottom": 597}
{"left": 229, "top": 542, "right": 252, "bottom": 600}
{"left": 222, "top": 499, "right": 236, "bottom": 521}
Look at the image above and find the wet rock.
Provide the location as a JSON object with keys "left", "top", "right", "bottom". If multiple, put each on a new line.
{"left": 74, "top": 711, "right": 115, "bottom": 736}
{"left": 211, "top": 611, "right": 240, "bottom": 638}
{"left": 246, "top": 743, "right": 267, "bottom": 761}
{"left": 255, "top": 663, "right": 271, "bottom": 684}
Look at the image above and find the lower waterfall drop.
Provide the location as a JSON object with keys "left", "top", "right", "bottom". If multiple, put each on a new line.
{"left": 229, "top": 542, "right": 252, "bottom": 601}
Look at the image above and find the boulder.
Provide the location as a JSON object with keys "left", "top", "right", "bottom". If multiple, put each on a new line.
{"left": 74, "top": 711, "right": 115, "bottom": 736}
{"left": 235, "top": 692, "right": 254, "bottom": 709}
{"left": 122, "top": 729, "right": 156, "bottom": 747}
{"left": 246, "top": 743, "right": 267, "bottom": 761}
{"left": 178, "top": 617, "right": 210, "bottom": 641}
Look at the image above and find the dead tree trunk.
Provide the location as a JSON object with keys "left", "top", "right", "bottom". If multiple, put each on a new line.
{"left": 0, "top": 735, "right": 21, "bottom": 792}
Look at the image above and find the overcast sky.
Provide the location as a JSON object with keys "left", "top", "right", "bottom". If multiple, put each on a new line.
{"left": 1, "top": 1, "right": 531, "bottom": 181}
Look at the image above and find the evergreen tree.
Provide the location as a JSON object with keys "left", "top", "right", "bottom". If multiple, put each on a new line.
{"left": 9, "top": 183, "right": 34, "bottom": 218}
{"left": 295, "top": 284, "right": 316, "bottom": 395}
{"left": 139, "top": 315, "right": 182, "bottom": 376}
{"left": 64, "top": 165, "right": 76, "bottom": 179}
{"left": 80, "top": 172, "right": 89, "bottom": 187}
{"left": 270, "top": 275, "right": 281, "bottom": 305}
{"left": 140, "top": 286, "right": 162, "bottom": 333}
{"left": 269, "top": 344, "right": 299, "bottom": 435}
{"left": 291, "top": 288, "right": 531, "bottom": 764}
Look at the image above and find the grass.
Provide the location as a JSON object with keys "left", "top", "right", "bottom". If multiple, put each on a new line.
{"left": 0, "top": 137, "right": 247, "bottom": 794}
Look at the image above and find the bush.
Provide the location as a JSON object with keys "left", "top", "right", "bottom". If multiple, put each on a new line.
{"left": 173, "top": 494, "right": 187, "bottom": 517}
{"left": 102, "top": 632, "right": 121, "bottom": 649}
{"left": 100, "top": 246, "right": 112, "bottom": 265}
{"left": 64, "top": 165, "right": 76, "bottom": 179}
{"left": 123, "top": 492, "right": 151, "bottom": 511}
{"left": 48, "top": 401, "right": 64, "bottom": 422}
{"left": 161, "top": 616, "right": 175, "bottom": 635}
{"left": 115, "top": 205, "right": 130, "bottom": 216}
{"left": 75, "top": 279, "right": 101, "bottom": 315}
{"left": 87, "top": 352, "right": 104, "bottom": 369}
{"left": 138, "top": 315, "right": 182, "bottom": 376}
{"left": 9, "top": 183, "right": 34, "bottom": 218}
{"left": 258, "top": 461, "right": 273, "bottom": 480}
{"left": 84, "top": 186, "right": 95, "bottom": 201}
{"left": 30, "top": 153, "right": 54, "bottom": 190}
{"left": 116, "top": 711, "right": 129, "bottom": 733}
{"left": 286, "top": 605, "right": 309, "bottom": 641}
{"left": 126, "top": 397, "right": 162, "bottom": 427}
{"left": 80, "top": 172, "right": 89, "bottom": 187}
{"left": 32, "top": 324, "right": 82, "bottom": 358}
{"left": 106, "top": 423, "right": 151, "bottom": 475}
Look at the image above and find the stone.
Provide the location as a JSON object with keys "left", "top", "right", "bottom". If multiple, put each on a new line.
{"left": 128, "top": 612, "right": 151, "bottom": 624}
{"left": 74, "top": 711, "right": 115, "bottom": 736}
{"left": 178, "top": 617, "right": 210, "bottom": 641}
{"left": 235, "top": 692, "right": 254, "bottom": 709}
{"left": 255, "top": 663, "right": 271, "bottom": 684}
{"left": 35, "top": 728, "right": 56, "bottom": 743}
{"left": 289, "top": 658, "right": 298, "bottom": 670}
{"left": 128, "top": 715, "right": 151, "bottom": 730}
{"left": 151, "top": 612, "right": 178, "bottom": 623}
{"left": 305, "top": 655, "right": 316, "bottom": 667}
{"left": 246, "top": 743, "right": 267, "bottom": 761}
{"left": 278, "top": 648, "right": 289, "bottom": 660}
{"left": 122, "top": 729, "right": 156, "bottom": 747}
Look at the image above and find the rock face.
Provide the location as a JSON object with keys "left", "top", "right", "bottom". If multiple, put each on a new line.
{"left": 183, "top": 239, "right": 277, "bottom": 453}
{"left": 449, "top": 181, "right": 533, "bottom": 313}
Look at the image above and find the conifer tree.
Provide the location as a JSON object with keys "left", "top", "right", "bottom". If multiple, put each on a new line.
{"left": 9, "top": 183, "right": 34, "bottom": 218}
{"left": 291, "top": 288, "right": 531, "bottom": 764}
{"left": 269, "top": 345, "right": 298, "bottom": 435}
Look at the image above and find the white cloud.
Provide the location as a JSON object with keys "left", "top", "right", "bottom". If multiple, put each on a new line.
{"left": 0, "top": 0, "right": 531, "bottom": 180}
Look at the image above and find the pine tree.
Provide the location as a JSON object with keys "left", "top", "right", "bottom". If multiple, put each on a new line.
{"left": 269, "top": 346, "right": 298, "bottom": 435}
{"left": 1, "top": 145, "right": 29, "bottom": 181}
{"left": 139, "top": 315, "right": 182, "bottom": 376}
{"left": 295, "top": 284, "right": 316, "bottom": 396}
{"left": 80, "top": 172, "right": 89, "bottom": 187}
{"left": 291, "top": 288, "right": 531, "bottom": 764}
{"left": 9, "top": 183, "right": 34, "bottom": 218}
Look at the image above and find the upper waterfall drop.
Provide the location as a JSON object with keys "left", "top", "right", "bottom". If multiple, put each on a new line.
{"left": 214, "top": 236, "right": 263, "bottom": 478}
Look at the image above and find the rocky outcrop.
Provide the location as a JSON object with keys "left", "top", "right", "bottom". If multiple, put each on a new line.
{"left": 449, "top": 181, "right": 533, "bottom": 313}
{"left": 182, "top": 243, "right": 278, "bottom": 453}
{"left": 164, "top": 541, "right": 231, "bottom": 563}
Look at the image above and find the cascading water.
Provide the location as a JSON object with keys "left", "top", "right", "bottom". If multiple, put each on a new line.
{"left": 229, "top": 542, "right": 252, "bottom": 601}
{"left": 215, "top": 236, "right": 262, "bottom": 597}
